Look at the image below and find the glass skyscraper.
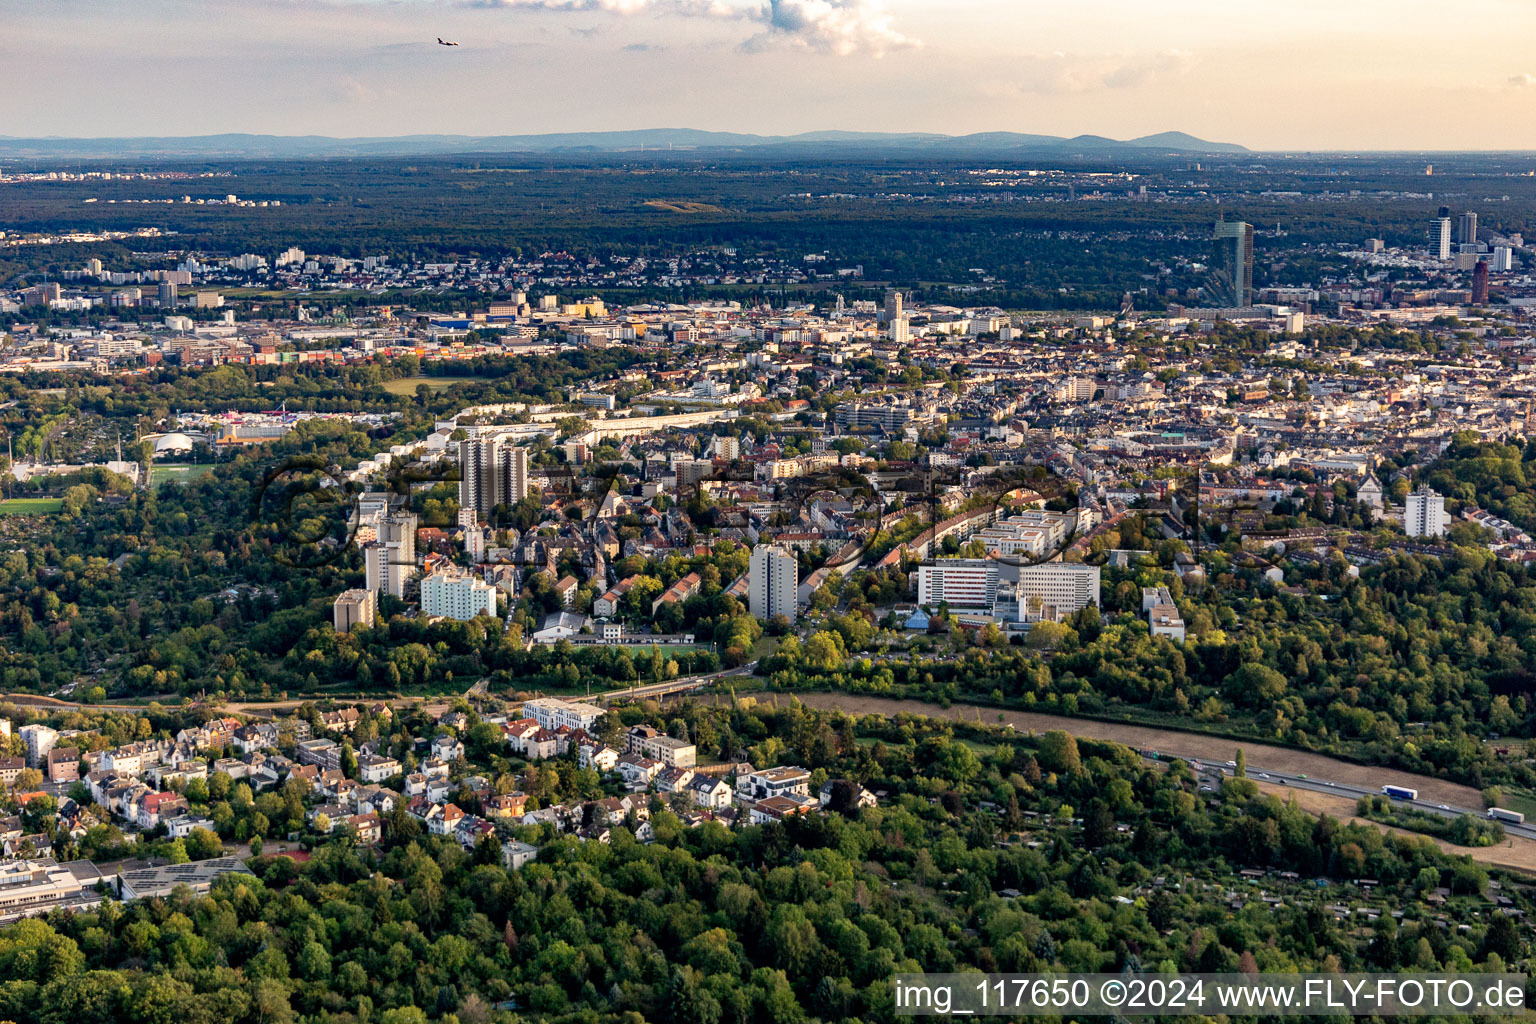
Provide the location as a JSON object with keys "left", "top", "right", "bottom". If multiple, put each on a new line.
{"left": 1209, "top": 219, "right": 1254, "bottom": 307}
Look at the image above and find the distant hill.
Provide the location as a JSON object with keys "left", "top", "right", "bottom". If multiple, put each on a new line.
{"left": 0, "top": 128, "right": 1248, "bottom": 160}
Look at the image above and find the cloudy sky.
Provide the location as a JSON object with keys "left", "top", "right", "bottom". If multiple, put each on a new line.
{"left": 3, "top": 0, "right": 1535, "bottom": 150}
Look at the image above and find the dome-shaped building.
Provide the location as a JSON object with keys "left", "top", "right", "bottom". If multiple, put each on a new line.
{"left": 152, "top": 432, "right": 196, "bottom": 457}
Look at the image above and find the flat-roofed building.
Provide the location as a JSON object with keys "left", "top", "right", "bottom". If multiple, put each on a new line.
{"left": 333, "top": 589, "right": 376, "bottom": 632}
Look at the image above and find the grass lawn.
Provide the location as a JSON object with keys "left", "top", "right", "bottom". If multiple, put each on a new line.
{"left": 614, "top": 643, "right": 707, "bottom": 657}
{"left": 383, "top": 376, "right": 481, "bottom": 396}
{"left": 152, "top": 464, "right": 214, "bottom": 487}
{"left": 0, "top": 497, "right": 63, "bottom": 515}
{"left": 1494, "top": 790, "right": 1536, "bottom": 819}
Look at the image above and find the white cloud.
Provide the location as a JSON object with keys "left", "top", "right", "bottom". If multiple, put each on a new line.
{"left": 984, "top": 50, "right": 1192, "bottom": 96}
{"left": 1509, "top": 73, "right": 1536, "bottom": 87}
{"left": 743, "top": 0, "right": 918, "bottom": 57}
{"left": 470, "top": 0, "right": 916, "bottom": 56}
{"left": 337, "top": 74, "right": 379, "bottom": 102}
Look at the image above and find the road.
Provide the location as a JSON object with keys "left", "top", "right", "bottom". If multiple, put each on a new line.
{"left": 1224, "top": 765, "right": 1536, "bottom": 842}
{"left": 778, "top": 692, "right": 1488, "bottom": 806}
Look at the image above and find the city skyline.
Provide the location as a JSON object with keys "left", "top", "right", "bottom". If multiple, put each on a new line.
{"left": 4, "top": 0, "right": 1536, "bottom": 151}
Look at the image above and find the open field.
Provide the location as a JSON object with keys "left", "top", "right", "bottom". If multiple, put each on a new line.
{"left": 383, "top": 376, "right": 481, "bottom": 395}
{"left": 0, "top": 497, "right": 62, "bottom": 515}
{"left": 786, "top": 692, "right": 1484, "bottom": 807}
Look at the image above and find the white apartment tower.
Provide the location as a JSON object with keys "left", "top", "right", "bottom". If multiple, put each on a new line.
{"left": 1433, "top": 217, "right": 1452, "bottom": 260}
{"left": 458, "top": 431, "right": 529, "bottom": 521}
{"left": 1459, "top": 211, "right": 1478, "bottom": 246}
{"left": 1405, "top": 486, "right": 1447, "bottom": 538}
{"left": 421, "top": 570, "right": 498, "bottom": 621}
{"left": 365, "top": 511, "right": 418, "bottom": 599}
{"left": 749, "top": 544, "right": 799, "bottom": 623}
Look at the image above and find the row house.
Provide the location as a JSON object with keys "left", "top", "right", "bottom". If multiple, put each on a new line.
{"left": 656, "top": 766, "right": 696, "bottom": 794}
{"left": 148, "top": 759, "right": 208, "bottom": 789}
{"left": 484, "top": 792, "right": 530, "bottom": 818}
{"left": 102, "top": 740, "right": 164, "bottom": 776}
{"left": 176, "top": 717, "right": 242, "bottom": 749}
{"left": 45, "top": 747, "right": 80, "bottom": 783}
{"left": 136, "top": 790, "right": 188, "bottom": 830}
{"left": 319, "top": 708, "right": 362, "bottom": 733}
{"left": 233, "top": 723, "right": 280, "bottom": 754}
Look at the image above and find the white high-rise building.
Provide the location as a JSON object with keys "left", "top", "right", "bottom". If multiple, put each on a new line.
{"left": 1433, "top": 218, "right": 1452, "bottom": 260}
{"left": 1012, "top": 563, "right": 1102, "bottom": 621}
{"left": 1492, "top": 246, "right": 1514, "bottom": 272}
{"left": 421, "top": 570, "right": 498, "bottom": 621}
{"left": 917, "top": 558, "right": 999, "bottom": 610}
{"left": 1405, "top": 486, "right": 1447, "bottom": 538}
{"left": 1459, "top": 211, "right": 1478, "bottom": 246}
{"left": 889, "top": 316, "right": 910, "bottom": 346}
{"left": 458, "top": 431, "right": 529, "bottom": 521}
{"left": 711, "top": 435, "right": 740, "bottom": 460}
{"left": 365, "top": 511, "right": 417, "bottom": 599}
{"left": 19, "top": 724, "right": 58, "bottom": 767}
{"left": 749, "top": 544, "right": 798, "bottom": 623}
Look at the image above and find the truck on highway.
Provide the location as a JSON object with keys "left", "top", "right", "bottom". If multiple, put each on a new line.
{"left": 1488, "top": 807, "right": 1525, "bottom": 824}
{"left": 1383, "top": 785, "right": 1418, "bottom": 801}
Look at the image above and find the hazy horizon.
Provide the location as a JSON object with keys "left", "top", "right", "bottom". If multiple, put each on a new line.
{"left": 3, "top": 0, "right": 1536, "bottom": 151}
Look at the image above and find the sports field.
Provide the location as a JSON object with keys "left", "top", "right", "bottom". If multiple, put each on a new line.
{"left": 0, "top": 498, "right": 63, "bottom": 515}
{"left": 383, "top": 376, "right": 480, "bottom": 396}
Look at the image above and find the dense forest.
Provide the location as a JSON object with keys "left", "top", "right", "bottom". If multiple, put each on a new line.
{"left": 0, "top": 701, "right": 1527, "bottom": 1024}
{"left": 6, "top": 152, "right": 1536, "bottom": 311}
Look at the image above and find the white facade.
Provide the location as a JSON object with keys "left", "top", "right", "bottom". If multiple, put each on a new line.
{"left": 1013, "top": 562, "right": 1102, "bottom": 621}
{"left": 1405, "top": 486, "right": 1447, "bottom": 538}
{"left": 522, "top": 697, "right": 605, "bottom": 733}
{"left": 19, "top": 724, "right": 58, "bottom": 768}
{"left": 749, "top": 544, "right": 798, "bottom": 623}
{"left": 365, "top": 512, "right": 417, "bottom": 599}
{"left": 1433, "top": 218, "right": 1452, "bottom": 260}
{"left": 421, "top": 571, "right": 498, "bottom": 620}
{"left": 918, "top": 558, "right": 998, "bottom": 610}
{"left": 458, "top": 430, "right": 529, "bottom": 521}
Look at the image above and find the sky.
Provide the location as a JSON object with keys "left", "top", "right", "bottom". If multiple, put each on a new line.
{"left": 3, "top": 0, "right": 1536, "bottom": 150}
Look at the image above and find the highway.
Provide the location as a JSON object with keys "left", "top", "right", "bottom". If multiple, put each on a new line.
{"left": 1179, "top": 758, "right": 1536, "bottom": 842}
